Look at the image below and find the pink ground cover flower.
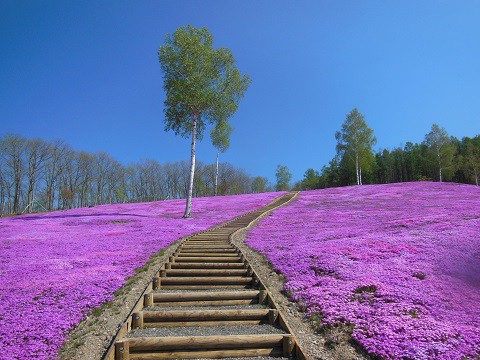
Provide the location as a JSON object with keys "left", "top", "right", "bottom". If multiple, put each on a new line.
{"left": 0, "top": 192, "right": 284, "bottom": 359}
{"left": 245, "top": 182, "right": 480, "bottom": 359}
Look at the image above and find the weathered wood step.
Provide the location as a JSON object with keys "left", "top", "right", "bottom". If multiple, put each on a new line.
{"left": 115, "top": 334, "right": 292, "bottom": 359}
{"left": 152, "top": 290, "right": 260, "bottom": 302}
{"left": 184, "top": 242, "right": 231, "bottom": 246}
{"left": 180, "top": 248, "right": 237, "bottom": 253}
{"left": 169, "top": 262, "right": 246, "bottom": 269}
{"left": 159, "top": 285, "right": 250, "bottom": 290}
{"left": 165, "top": 269, "right": 247, "bottom": 277}
{"left": 182, "top": 244, "right": 233, "bottom": 248}
{"left": 161, "top": 277, "right": 252, "bottom": 285}
{"left": 134, "top": 309, "right": 275, "bottom": 328}
{"left": 175, "top": 253, "right": 239, "bottom": 258}
{"left": 173, "top": 257, "right": 243, "bottom": 263}
{"left": 185, "top": 242, "right": 231, "bottom": 245}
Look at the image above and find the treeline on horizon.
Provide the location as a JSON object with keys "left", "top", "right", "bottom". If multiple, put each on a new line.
{"left": 293, "top": 109, "right": 480, "bottom": 191}
{"left": 0, "top": 134, "right": 272, "bottom": 215}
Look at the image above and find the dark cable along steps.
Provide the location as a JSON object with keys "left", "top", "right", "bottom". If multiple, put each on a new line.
{"left": 106, "top": 192, "right": 307, "bottom": 360}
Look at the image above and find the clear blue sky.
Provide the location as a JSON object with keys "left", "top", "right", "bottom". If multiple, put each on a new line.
{"left": 1, "top": 1, "right": 479, "bottom": 183}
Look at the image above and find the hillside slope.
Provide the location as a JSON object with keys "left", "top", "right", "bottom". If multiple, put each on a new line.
{"left": 0, "top": 192, "right": 284, "bottom": 359}
{"left": 245, "top": 182, "right": 480, "bottom": 359}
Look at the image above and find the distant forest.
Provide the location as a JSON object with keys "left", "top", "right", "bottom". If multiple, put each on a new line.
{"left": 0, "top": 134, "right": 271, "bottom": 215}
{"left": 295, "top": 115, "right": 480, "bottom": 191}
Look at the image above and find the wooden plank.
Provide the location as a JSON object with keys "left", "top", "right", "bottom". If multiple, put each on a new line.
{"left": 176, "top": 252, "right": 239, "bottom": 257}
{"left": 129, "top": 348, "right": 282, "bottom": 359}
{"left": 142, "top": 309, "right": 269, "bottom": 322}
{"left": 127, "top": 334, "right": 284, "bottom": 351}
{"left": 153, "top": 299, "right": 257, "bottom": 307}
{"left": 161, "top": 277, "right": 252, "bottom": 285}
{"left": 173, "top": 257, "right": 243, "bottom": 263}
{"left": 153, "top": 290, "right": 259, "bottom": 302}
{"left": 165, "top": 269, "right": 247, "bottom": 276}
{"left": 181, "top": 248, "right": 236, "bottom": 252}
{"left": 169, "top": 262, "right": 245, "bottom": 269}
{"left": 160, "top": 285, "right": 250, "bottom": 290}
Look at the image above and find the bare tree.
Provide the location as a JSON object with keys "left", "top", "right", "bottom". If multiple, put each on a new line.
{"left": 24, "top": 139, "right": 51, "bottom": 212}
{"left": 0, "top": 134, "right": 27, "bottom": 213}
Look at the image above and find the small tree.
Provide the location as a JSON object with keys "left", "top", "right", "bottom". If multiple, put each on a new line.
{"left": 252, "top": 176, "right": 267, "bottom": 193}
{"left": 335, "top": 108, "right": 376, "bottom": 185}
{"left": 158, "top": 25, "right": 250, "bottom": 217}
{"left": 275, "top": 165, "right": 292, "bottom": 191}
{"left": 301, "top": 168, "right": 320, "bottom": 190}
{"left": 424, "top": 124, "right": 455, "bottom": 182}
{"left": 210, "top": 121, "right": 232, "bottom": 196}
{"left": 459, "top": 137, "right": 480, "bottom": 186}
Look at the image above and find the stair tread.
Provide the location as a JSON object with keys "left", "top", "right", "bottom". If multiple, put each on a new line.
{"left": 127, "top": 324, "right": 288, "bottom": 338}
{"left": 144, "top": 304, "right": 268, "bottom": 311}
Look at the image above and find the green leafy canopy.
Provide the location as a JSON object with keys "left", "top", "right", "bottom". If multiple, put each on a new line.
{"left": 211, "top": 121, "right": 232, "bottom": 153}
{"left": 158, "top": 25, "right": 251, "bottom": 139}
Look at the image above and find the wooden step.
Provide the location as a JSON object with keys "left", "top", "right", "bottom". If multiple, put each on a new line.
{"left": 182, "top": 244, "right": 234, "bottom": 248}
{"left": 152, "top": 290, "right": 260, "bottom": 303}
{"left": 180, "top": 248, "right": 237, "bottom": 253}
{"left": 135, "top": 309, "right": 275, "bottom": 327}
{"left": 175, "top": 253, "right": 239, "bottom": 258}
{"left": 169, "top": 262, "right": 246, "bottom": 269}
{"left": 161, "top": 277, "right": 252, "bottom": 285}
{"left": 173, "top": 257, "right": 243, "bottom": 263}
{"left": 185, "top": 242, "right": 231, "bottom": 245}
{"left": 184, "top": 242, "right": 231, "bottom": 246}
{"left": 160, "top": 285, "right": 251, "bottom": 290}
{"left": 115, "top": 334, "right": 292, "bottom": 359}
{"left": 165, "top": 269, "right": 247, "bottom": 277}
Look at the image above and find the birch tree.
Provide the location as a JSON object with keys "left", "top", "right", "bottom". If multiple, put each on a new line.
{"left": 424, "top": 124, "right": 455, "bottom": 182}
{"left": 211, "top": 121, "right": 232, "bottom": 196}
{"left": 275, "top": 165, "right": 292, "bottom": 191}
{"left": 0, "top": 134, "right": 26, "bottom": 213}
{"left": 335, "top": 108, "right": 376, "bottom": 185}
{"left": 158, "top": 25, "right": 250, "bottom": 217}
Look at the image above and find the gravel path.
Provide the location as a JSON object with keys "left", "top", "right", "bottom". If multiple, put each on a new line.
{"left": 128, "top": 324, "right": 287, "bottom": 338}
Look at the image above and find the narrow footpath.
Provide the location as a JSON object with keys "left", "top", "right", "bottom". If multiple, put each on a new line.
{"left": 103, "top": 192, "right": 307, "bottom": 360}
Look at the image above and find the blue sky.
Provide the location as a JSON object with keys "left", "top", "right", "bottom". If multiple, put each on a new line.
{"left": 1, "top": 1, "right": 479, "bottom": 183}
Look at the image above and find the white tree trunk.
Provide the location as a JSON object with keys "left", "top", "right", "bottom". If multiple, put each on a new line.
{"left": 183, "top": 115, "right": 197, "bottom": 218}
{"left": 359, "top": 167, "right": 363, "bottom": 185}
{"left": 474, "top": 168, "right": 478, "bottom": 186}
{"left": 214, "top": 150, "right": 219, "bottom": 196}
{"left": 437, "top": 148, "right": 442, "bottom": 182}
{"left": 355, "top": 152, "right": 360, "bottom": 185}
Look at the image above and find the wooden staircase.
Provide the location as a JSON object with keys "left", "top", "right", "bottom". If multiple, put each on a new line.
{"left": 104, "top": 192, "right": 307, "bottom": 360}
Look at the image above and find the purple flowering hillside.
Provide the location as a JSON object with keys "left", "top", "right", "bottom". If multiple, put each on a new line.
{"left": 0, "top": 192, "right": 284, "bottom": 359}
{"left": 245, "top": 182, "right": 480, "bottom": 359}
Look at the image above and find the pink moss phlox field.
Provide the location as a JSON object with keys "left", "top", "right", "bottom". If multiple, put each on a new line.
{"left": 245, "top": 183, "right": 480, "bottom": 359}
{"left": 0, "top": 192, "right": 285, "bottom": 359}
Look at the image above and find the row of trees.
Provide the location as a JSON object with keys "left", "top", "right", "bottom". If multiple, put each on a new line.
{"left": 0, "top": 134, "right": 271, "bottom": 216}
{"left": 295, "top": 108, "right": 480, "bottom": 190}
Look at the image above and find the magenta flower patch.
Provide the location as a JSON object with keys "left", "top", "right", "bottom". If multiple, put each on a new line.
{"left": 245, "top": 183, "right": 480, "bottom": 359}
{"left": 0, "top": 192, "right": 285, "bottom": 359}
